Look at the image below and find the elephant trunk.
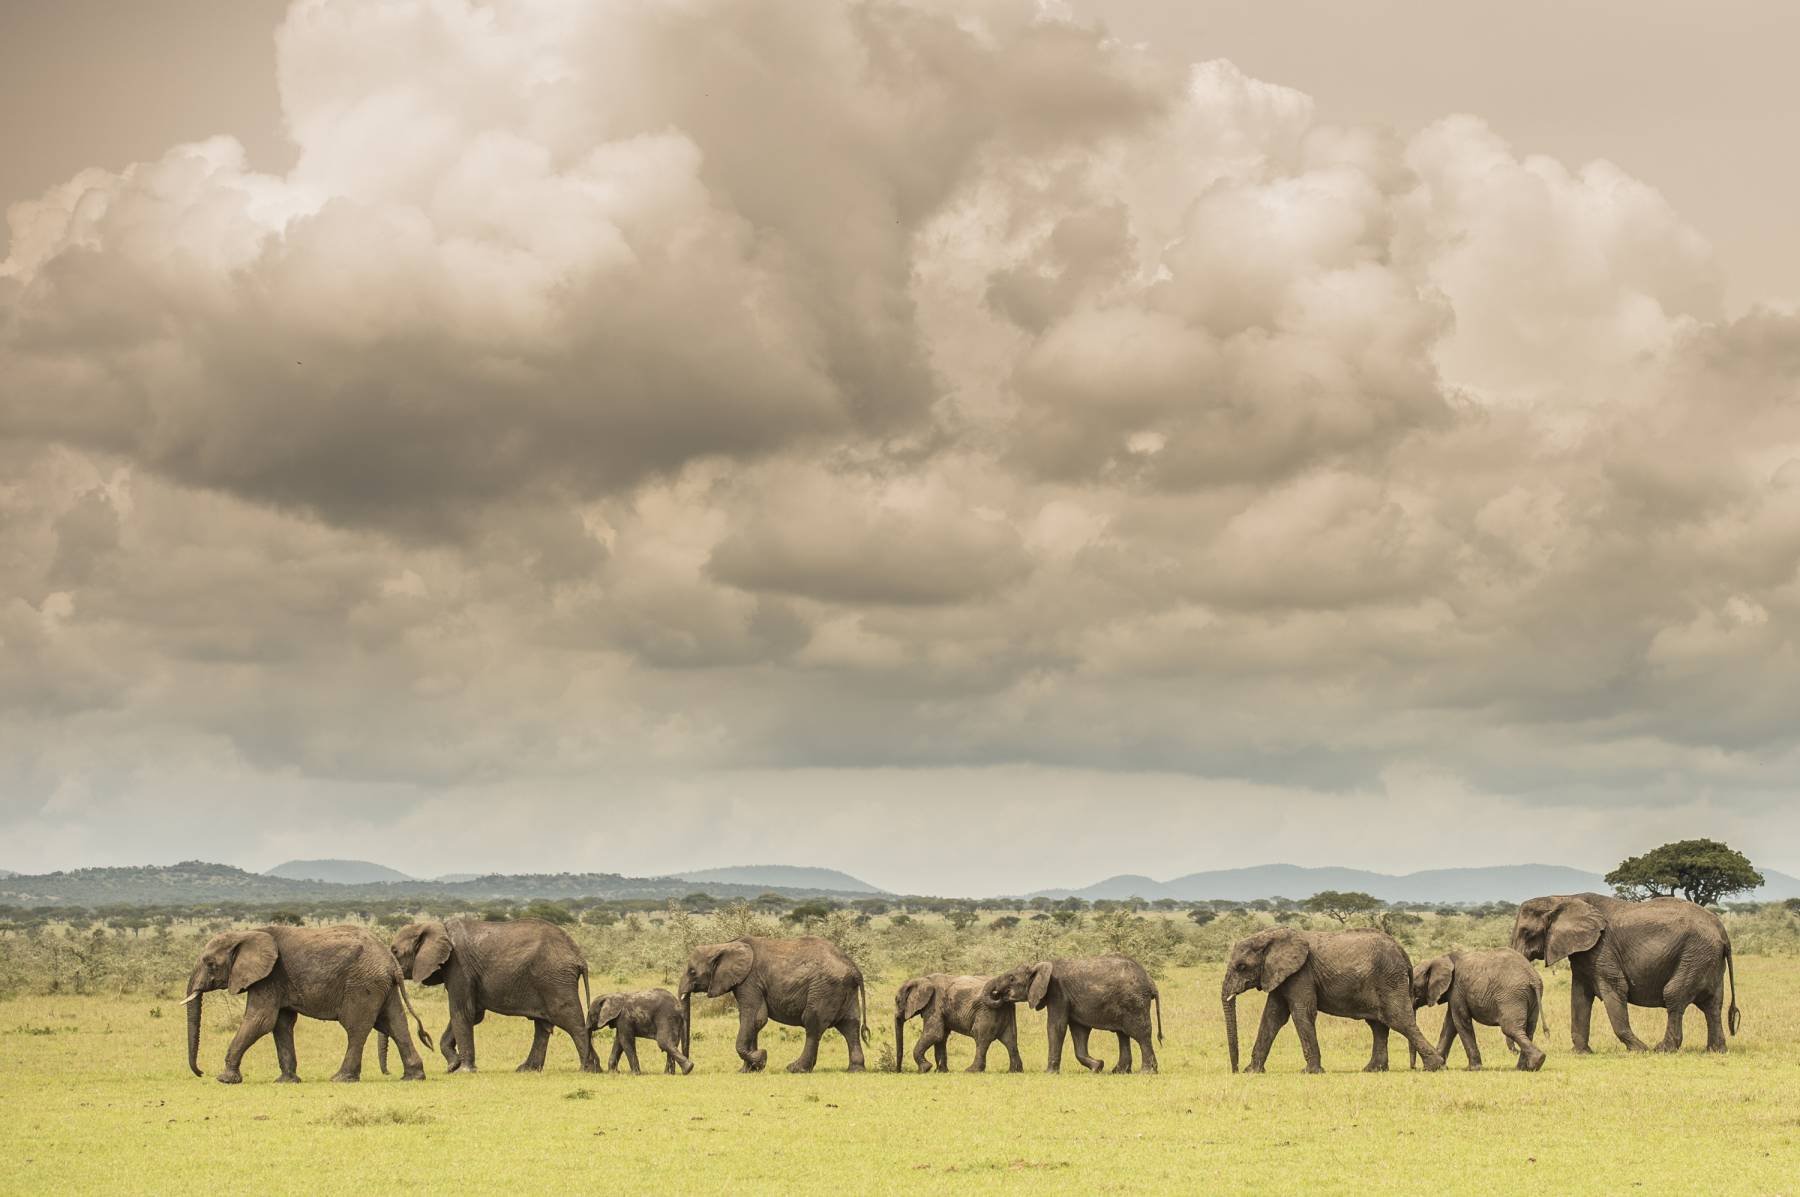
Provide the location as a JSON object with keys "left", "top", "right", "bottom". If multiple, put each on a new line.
{"left": 894, "top": 1012, "right": 905, "bottom": 1073}
{"left": 185, "top": 981, "right": 204, "bottom": 1078}
{"left": 1222, "top": 990, "right": 1240, "bottom": 1074}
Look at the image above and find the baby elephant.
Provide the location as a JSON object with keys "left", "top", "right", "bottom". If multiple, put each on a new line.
{"left": 586, "top": 989, "right": 694, "bottom": 1075}
{"left": 1411, "top": 950, "right": 1546, "bottom": 1071}
{"left": 893, "top": 973, "right": 1024, "bottom": 1073}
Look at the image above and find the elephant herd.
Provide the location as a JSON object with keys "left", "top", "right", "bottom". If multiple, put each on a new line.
{"left": 182, "top": 892, "right": 1741, "bottom": 1083}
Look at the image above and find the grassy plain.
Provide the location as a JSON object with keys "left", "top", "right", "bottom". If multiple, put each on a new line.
{"left": 2, "top": 957, "right": 1795, "bottom": 1196}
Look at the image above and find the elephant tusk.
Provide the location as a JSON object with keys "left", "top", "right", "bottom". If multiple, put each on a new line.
{"left": 181, "top": 992, "right": 201, "bottom": 1004}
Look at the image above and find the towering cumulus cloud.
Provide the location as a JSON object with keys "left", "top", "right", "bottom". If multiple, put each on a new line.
{"left": 3, "top": 0, "right": 1796, "bottom": 886}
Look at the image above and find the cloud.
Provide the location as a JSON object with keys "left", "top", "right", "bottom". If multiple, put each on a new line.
{"left": 3, "top": 0, "right": 1799, "bottom": 881}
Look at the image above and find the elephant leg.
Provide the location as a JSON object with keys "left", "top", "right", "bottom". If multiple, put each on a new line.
{"left": 1657, "top": 999, "right": 1688, "bottom": 1053}
{"left": 1453, "top": 1011, "right": 1482, "bottom": 1070}
{"left": 607, "top": 1038, "right": 624, "bottom": 1072}
{"left": 1245, "top": 994, "right": 1290, "bottom": 1074}
{"left": 1596, "top": 979, "right": 1647, "bottom": 1051}
{"left": 1002, "top": 1015, "right": 1024, "bottom": 1073}
{"left": 549, "top": 995, "right": 599, "bottom": 1073}
{"left": 1131, "top": 1012, "right": 1158, "bottom": 1074}
{"left": 1567, "top": 973, "right": 1594, "bottom": 1054}
{"left": 1384, "top": 1001, "right": 1443, "bottom": 1072}
{"left": 331, "top": 1013, "right": 376, "bottom": 1083}
{"left": 1364, "top": 1020, "right": 1390, "bottom": 1072}
{"left": 1112, "top": 1031, "right": 1133, "bottom": 1074}
{"left": 518, "top": 1019, "right": 553, "bottom": 1072}
{"left": 912, "top": 1025, "right": 935, "bottom": 1073}
{"left": 449, "top": 1006, "right": 479, "bottom": 1073}
{"left": 375, "top": 987, "right": 426, "bottom": 1080}
{"left": 1433, "top": 1009, "right": 1456, "bottom": 1066}
{"left": 1501, "top": 1014, "right": 1544, "bottom": 1071}
{"left": 219, "top": 994, "right": 279, "bottom": 1084}
{"left": 735, "top": 999, "right": 769, "bottom": 1072}
{"left": 1044, "top": 1009, "right": 1068, "bottom": 1074}
{"left": 1701, "top": 984, "right": 1727, "bottom": 1053}
{"left": 840, "top": 1016, "right": 867, "bottom": 1072}
{"left": 1285, "top": 991, "right": 1324, "bottom": 1074}
{"left": 932, "top": 1033, "right": 947, "bottom": 1074}
{"left": 787, "top": 1014, "right": 825, "bottom": 1074}
{"left": 622, "top": 1033, "right": 643, "bottom": 1075}
{"left": 1069, "top": 1023, "right": 1103, "bottom": 1073}
{"left": 657, "top": 1023, "right": 694, "bottom": 1075}
{"left": 272, "top": 1008, "right": 301, "bottom": 1082}
{"left": 439, "top": 1020, "right": 459, "bottom": 1070}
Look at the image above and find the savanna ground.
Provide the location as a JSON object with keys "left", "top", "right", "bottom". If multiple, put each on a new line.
{"left": 1, "top": 909, "right": 1796, "bottom": 1195}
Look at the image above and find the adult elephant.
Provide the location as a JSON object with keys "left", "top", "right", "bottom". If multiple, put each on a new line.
{"left": 184, "top": 925, "right": 432, "bottom": 1084}
{"left": 677, "top": 936, "right": 868, "bottom": 1073}
{"left": 1220, "top": 928, "right": 1443, "bottom": 1073}
{"left": 390, "top": 917, "right": 597, "bottom": 1073}
{"left": 1510, "top": 892, "right": 1739, "bottom": 1053}
{"left": 893, "top": 973, "right": 1023, "bottom": 1073}
{"left": 985, "top": 955, "right": 1162, "bottom": 1073}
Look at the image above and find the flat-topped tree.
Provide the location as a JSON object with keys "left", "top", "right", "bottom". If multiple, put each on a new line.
{"left": 1605, "top": 839, "right": 1763, "bottom": 907}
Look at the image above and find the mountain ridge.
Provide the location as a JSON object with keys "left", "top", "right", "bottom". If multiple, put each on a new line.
{"left": 1030, "top": 863, "right": 1800, "bottom": 904}
{"left": 265, "top": 859, "right": 413, "bottom": 884}
{"left": 674, "top": 865, "right": 887, "bottom": 894}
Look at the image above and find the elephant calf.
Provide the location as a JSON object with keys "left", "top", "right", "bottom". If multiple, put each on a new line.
{"left": 587, "top": 989, "right": 694, "bottom": 1075}
{"left": 1221, "top": 928, "right": 1443, "bottom": 1074}
{"left": 893, "top": 973, "right": 1023, "bottom": 1073}
{"left": 986, "top": 955, "right": 1162, "bottom": 1073}
{"left": 1412, "top": 950, "right": 1545, "bottom": 1071}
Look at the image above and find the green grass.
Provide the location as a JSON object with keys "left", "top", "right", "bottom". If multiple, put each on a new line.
{"left": 2, "top": 961, "right": 1795, "bottom": 1196}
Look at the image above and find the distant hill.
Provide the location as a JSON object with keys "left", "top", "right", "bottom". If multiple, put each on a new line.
{"left": 1032, "top": 864, "right": 1800, "bottom": 904}
{"left": 266, "top": 859, "right": 412, "bottom": 884}
{"left": 0, "top": 869, "right": 15, "bottom": 879}
{"left": 434, "top": 873, "right": 481, "bottom": 884}
{"left": 0, "top": 861, "right": 880, "bottom": 907}
{"left": 674, "top": 865, "right": 887, "bottom": 894}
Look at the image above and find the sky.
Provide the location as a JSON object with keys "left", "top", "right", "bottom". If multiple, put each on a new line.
{"left": 3, "top": 0, "right": 1798, "bottom": 896}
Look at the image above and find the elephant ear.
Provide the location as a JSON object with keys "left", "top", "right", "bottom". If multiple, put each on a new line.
{"left": 591, "top": 996, "right": 622, "bottom": 1032}
{"left": 1026, "top": 962, "right": 1055, "bottom": 1010}
{"left": 706, "top": 942, "right": 754, "bottom": 999}
{"left": 1258, "top": 930, "right": 1309, "bottom": 992}
{"left": 413, "top": 923, "right": 453, "bottom": 984}
{"left": 1425, "top": 956, "right": 1455, "bottom": 1005}
{"left": 227, "top": 930, "right": 278, "bottom": 994}
{"left": 903, "top": 980, "right": 936, "bottom": 1021}
{"left": 1545, "top": 899, "right": 1605, "bottom": 966}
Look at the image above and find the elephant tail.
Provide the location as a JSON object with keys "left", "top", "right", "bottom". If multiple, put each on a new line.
{"left": 578, "top": 963, "right": 596, "bottom": 1067}
{"left": 1153, "top": 984, "right": 1163, "bottom": 1043}
{"left": 1726, "top": 946, "right": 1740, "bottom": 1036}
{"left": 396, "top": 976, "right": 434, "bottom": 1051}
{"left": 858, "top": 977, "right": 870, "bottom": 1044}
{"left": 378, "top": 1031, "right": 389, "bottom": 1075}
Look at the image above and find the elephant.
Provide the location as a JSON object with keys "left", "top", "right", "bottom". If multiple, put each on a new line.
{"left": 1410, "top": 949, "right": 1545, "bottom": 1071}
{"left": 677, "top": 936, "right": 868, "bottom": 1073}
{"left": 390, "top": 917, "right": 597, "bottom": 1073}
{"left": 893, "top": 973, "right": 1024, "bottom": 1073}
{"left": 985, "top": 955, "right": 1162, "bottom": 1073}
{"left": 184, "top": 925, "right": 432, "bottom": 1084}
{"left": 1510, "top": 892, "right": 1739, "bottom": 1053}
{"left": 587, "top": 989, "right": 694, "bottom": 1075}
{"left": 1220, "top": 927, "right": 1443, "bottom": 1073}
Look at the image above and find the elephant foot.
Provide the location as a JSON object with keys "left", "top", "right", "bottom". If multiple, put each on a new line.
{"left": 1242, "top": 1063, "right": 1265, "bottom": 1075}
{"left": 328, "top": 1071, "right": 360, "bottom": 1083}
{"left": 1570, "top": 1044, "right": 1593, "bottom": 1055}
{"left": 1363, "top": 1061, "right": 1388, "bottom": 1073}
{"left": 1654, "top": 1042, "right": 1680, "bottom": 1053}
{"left": 1111, "top": 1064, "right": 1132, "bottom": 1075}
{"left": 1519, "top": 1055, "right": 1545, "bottom": 1072}
{"left": 1421, "top": 1056, "right": 1445, "bottom": 1072}
{"left": 846, "top": 1061, "right": 865, "bottom": 1073}
{"left": 216, "top": 1070, "right": 243, "bottom": 1085}
{"left": 515, "top": 1061, "right": 545, "bottom": 1073}
{"left": 917, "top": 1059, "right": 933, "bottom": 1074}
{"left": 784, "top": 1060, "right": 816, "bottom": 1074}
{"left": 400, "top": 1068, "right": 427, "bottom": 1081}
{"left": 1705, "top": 1043, "right": 1728, "bottom": 1054}
{"left": 1623, "top": 1042, "right": 1648, "bottom": 1053}
{"left": 1085, "top": 1061, "right": 1104, "bottom": 1074}
{"left": 964, "top": 1063, "right": 985, "bottom": 1073}
{"left": 680, "top": 1060, "right": 695, "bottom": 1075}
{"left": 1465, "top": 1063, "right": 1483, "bottom": 1072}
{"left": 1303, "top": 1064, "right": 1325, "bottom": 1075}
{"left": 274, "top": 1074, "right": 301, "bottom": 1085}
{"left": 451, "top": 1064, "right": 477, "bottom": 1074}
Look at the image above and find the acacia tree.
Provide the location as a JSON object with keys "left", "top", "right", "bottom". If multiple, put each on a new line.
{"left": 1301, "top": 891, "right": 1382, "bottom": 926}
{"left": 1605, "top": 839, "right": 1763, "bottom": 907}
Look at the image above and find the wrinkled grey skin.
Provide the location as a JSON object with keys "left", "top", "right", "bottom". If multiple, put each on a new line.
{"left": 185, "top": 925, "right": 431, "bottom": 1084}
{"left": 1220, "top": 928, "right": 1443, "bottom": 1074}
{"left": 986, "top": 955, "right": 1162, "bottom": 1073}
{"left": 677, "top": 936, "right": 868, "bottom": 1073}
{"left": 1510, "top": 892, "right": 1739, "bottom": 1053}
{"left": 1411, "top": 949, "right": 1545, "bottom": 1071}
{"left": 391, "top": 918, "right": 597, "bottom": 1074}
{"left": 587, "top": 989, "right": 694, "bottom": 1075}
{"left": 893, "top": 974, "right": 1023, "bottom": 1073}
